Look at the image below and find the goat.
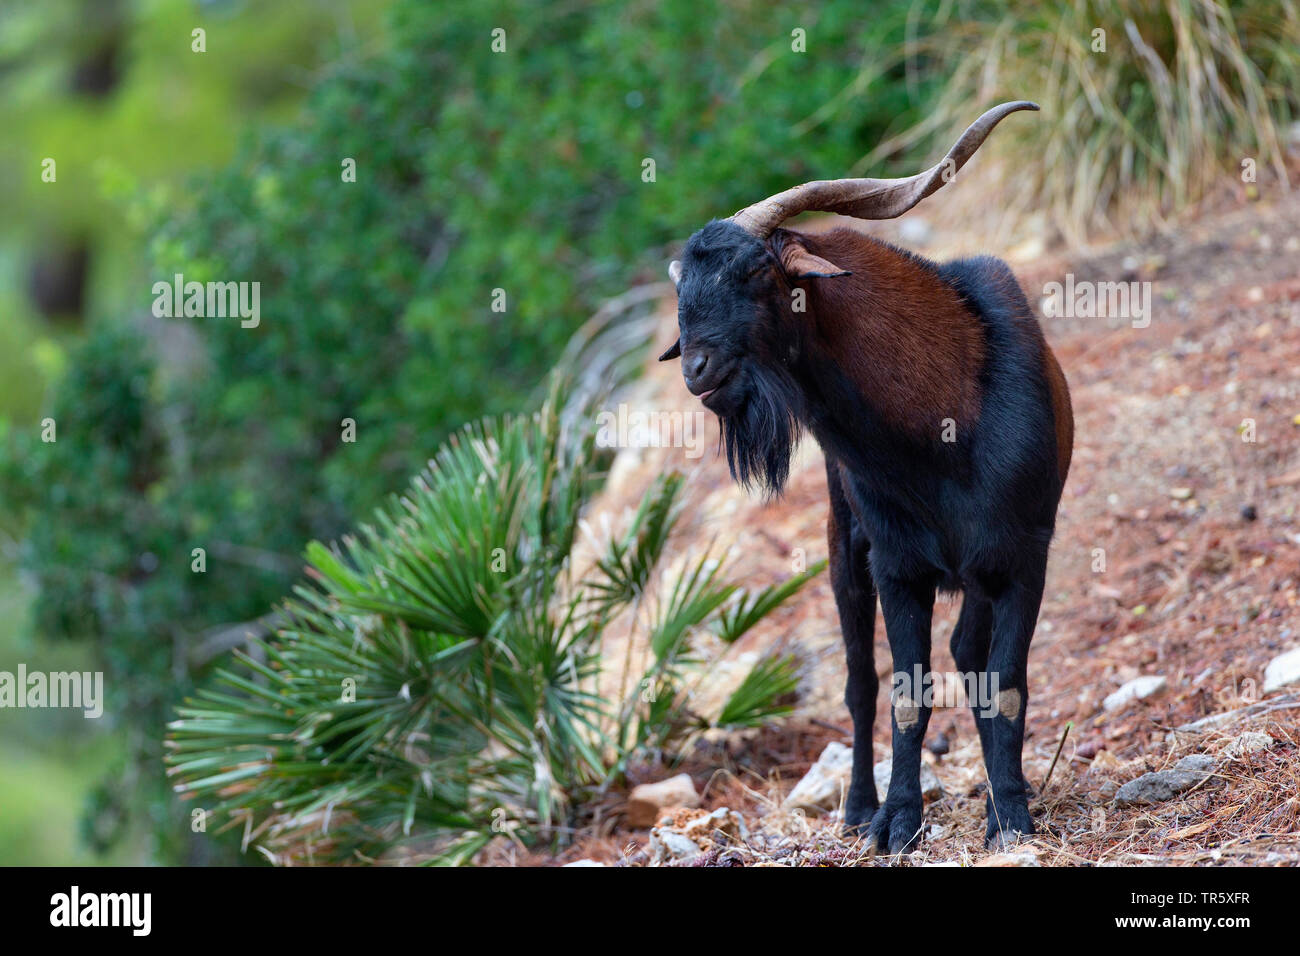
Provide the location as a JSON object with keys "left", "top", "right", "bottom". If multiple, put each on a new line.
{"left": 659, "top": 101, "right": 1073, "bottom": 854}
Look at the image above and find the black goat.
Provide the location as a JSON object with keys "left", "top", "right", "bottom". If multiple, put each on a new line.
{"left": 660, "top": 102, "right": 1073, "bottom": 854}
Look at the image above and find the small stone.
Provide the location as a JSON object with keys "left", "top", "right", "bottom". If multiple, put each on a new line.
{"left": 874, "top": 757, "right": 943, "bottom": 803}
{"left": 1114, "top": 753, "right": 1217, "bottom": 806}
{"left": 976, "top": 851, "right": 1041, "bottom": 867}
{"left": 680, "top": 806, "right": 749, "bottom": 845}
{"left": 1103, "top": 675, "right": 1168, "bottom": 712}
{"left": 782, "top": 741, "right": 853, "bottom": 813}
{"left": 562, "top": 859, "right": 606, "bottom": 867}
{"left": 646, "top": 806, "right": 748, "bottom": 866}
{"left": 1176, "top": 754, "right": 1216, "bottom": 773}
{"left": 1170, "top": 487, "right": 1193, "bottom": 500}
{"left": 1263, "top": 648, "right": 1300, "bottom": 693}
{"left": 1224, "top": 731, "right": 1273, "bottom": 758}
{"left": 648, "top": 828, "right": 702, "bottom": 864}
{"left": 625, "top": 772, "right": 699, "bottom": 827}
{"left": 1240, "top": 504, "right": 1258, "bottom": 522}
{"left": 926, "top": 732, "right": 950, "bottom": 757}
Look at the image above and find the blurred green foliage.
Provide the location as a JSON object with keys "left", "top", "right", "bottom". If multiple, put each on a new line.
{"left": 0, "top": 0, "right": 393, "bottom": 427}
{"left": 0, "top": 0, "right": 390, "bottom": 311}
{"left": 0, "top": 0, "right": 395, "bottom": 863}
{"left": 3, "top": 0, "right": 935, "bottom": 862}
{"left": 7, "top": 0, "right": 1295, "bottom": 866}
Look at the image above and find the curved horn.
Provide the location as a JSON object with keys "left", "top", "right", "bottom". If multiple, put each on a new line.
{"left": 728, "top": 100, "right": 1039, "bottom": 238}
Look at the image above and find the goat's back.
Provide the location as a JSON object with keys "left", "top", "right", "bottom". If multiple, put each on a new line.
{"left": 936, "top": 254, "right": 1073, "bottom": 487}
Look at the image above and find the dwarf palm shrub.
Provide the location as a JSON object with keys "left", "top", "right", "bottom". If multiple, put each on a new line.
{"left": 166, "top": 383, "right": 821, "bottom": 864}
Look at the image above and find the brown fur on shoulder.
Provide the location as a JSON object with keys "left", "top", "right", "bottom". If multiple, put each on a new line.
{"left": 780, "top": 227, "right": 987, "bottom": 438}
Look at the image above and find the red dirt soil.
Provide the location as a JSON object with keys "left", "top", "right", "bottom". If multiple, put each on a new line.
{"left": 501, "top": 181, "right": 1300, "bottom": 868}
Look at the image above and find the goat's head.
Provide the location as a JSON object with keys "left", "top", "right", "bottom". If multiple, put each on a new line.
{"left": 659, "top": 100, "right": 1037, "bottom": 494}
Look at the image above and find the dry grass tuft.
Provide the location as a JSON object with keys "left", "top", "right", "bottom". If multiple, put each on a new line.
{"left": 840, "top": 0, "right": 1300, "bottom": 245}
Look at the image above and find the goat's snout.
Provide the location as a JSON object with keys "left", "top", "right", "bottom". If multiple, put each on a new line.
{"left": 682, "top": 350, "right": 710, "bottom": 388}
{"left": 682, "top": 346, "right": 735, "bottom": 402}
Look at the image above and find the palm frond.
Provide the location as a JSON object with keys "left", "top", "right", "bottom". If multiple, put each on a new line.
{"left": 716, "top": 653, "right": 801, "bottom": 728}
{"left": 715, "top": 559, "right": 827, "bottom": 644}
{"left": 167, "top": 377, "right": 826, "bottom": 864}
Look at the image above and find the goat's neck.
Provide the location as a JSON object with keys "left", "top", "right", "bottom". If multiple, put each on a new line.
{"left": 792, "top": 233, "right": 986, "bottom": 441}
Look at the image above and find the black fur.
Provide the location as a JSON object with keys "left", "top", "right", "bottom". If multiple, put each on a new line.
{"left": 670, "top": 221, "right": 1069, "bottom": 854}
{"left": 720, "top": 363, "right": 804, "bottom": 496}
{"left": 673, "top": 221, "right": 808, "bottom": 496}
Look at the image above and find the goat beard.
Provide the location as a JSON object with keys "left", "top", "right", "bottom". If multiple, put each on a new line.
{"left": 719, "top": 363, "right": 804, "bottom": 498}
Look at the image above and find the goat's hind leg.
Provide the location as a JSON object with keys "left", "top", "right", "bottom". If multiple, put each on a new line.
{"left": 826, "top": 460, "right": 879, "bottom": 833}
{"left": 981, "top": 560, "right": 1047, "bottom": 848}
{"left": 951, "top": 592, "right": 1031, "bottom": 842}
{"left": 950, "top": 591, "right": 994, "bottom": 760}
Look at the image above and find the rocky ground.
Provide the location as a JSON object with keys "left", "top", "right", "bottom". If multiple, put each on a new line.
{"left": 502, "top": 176, "right": 1300, "bottom": 867}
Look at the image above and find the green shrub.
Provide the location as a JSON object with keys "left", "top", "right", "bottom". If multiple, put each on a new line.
{"left": 167, "top": 384, "right": 822, "bottom": 864}
{"left": 2, "top": 0, "right": 932, "bottom": 861}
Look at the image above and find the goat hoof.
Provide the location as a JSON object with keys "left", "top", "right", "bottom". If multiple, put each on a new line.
{"left": 867, "top": 803, "right": 923, "bottom": 856}
{"left": 842, "top": 797, "right": 878, "bottom": 837}
{"left": 985, "top": 803, "right": 1035, "bottom": 849}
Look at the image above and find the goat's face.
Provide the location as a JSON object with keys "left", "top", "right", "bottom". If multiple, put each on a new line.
{"left": 660, "top": 219, "right": 845, "bottom": 495}
{"left": 663, "top": 220, "right": 777, "bottom": 415}
{"left": 657, "top": 101, "right": 1036, "bottom": 495}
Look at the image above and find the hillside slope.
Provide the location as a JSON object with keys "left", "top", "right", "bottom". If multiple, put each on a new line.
{"left": 540, "top": 187, "right": 1300, "bottom": 867}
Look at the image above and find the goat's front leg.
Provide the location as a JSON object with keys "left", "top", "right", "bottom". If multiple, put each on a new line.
{"left": 825, "top": 460, "right": 879, "bottom": 832}
{"left": 981, "top": 563, "right": 1047, "bottom": 848}
{"left": 868, "top": 573, "right": 935, "bottom": 855}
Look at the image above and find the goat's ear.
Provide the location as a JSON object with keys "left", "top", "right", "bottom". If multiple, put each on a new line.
{"left": 658, "top": 339, "right": 681, "bottom": 362}
{"left": 668, "top": 259, "right": 682, "bottom": 286}
{"left": 777, "top": 239, "right": 851, "bottom": 280}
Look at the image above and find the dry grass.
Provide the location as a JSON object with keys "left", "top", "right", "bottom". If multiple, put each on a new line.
{"left": 527, "top": 700, "right": 1298, "bottom": 868}
{"left": 841, "top": 0, "right": 1300, "bottom": 245}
